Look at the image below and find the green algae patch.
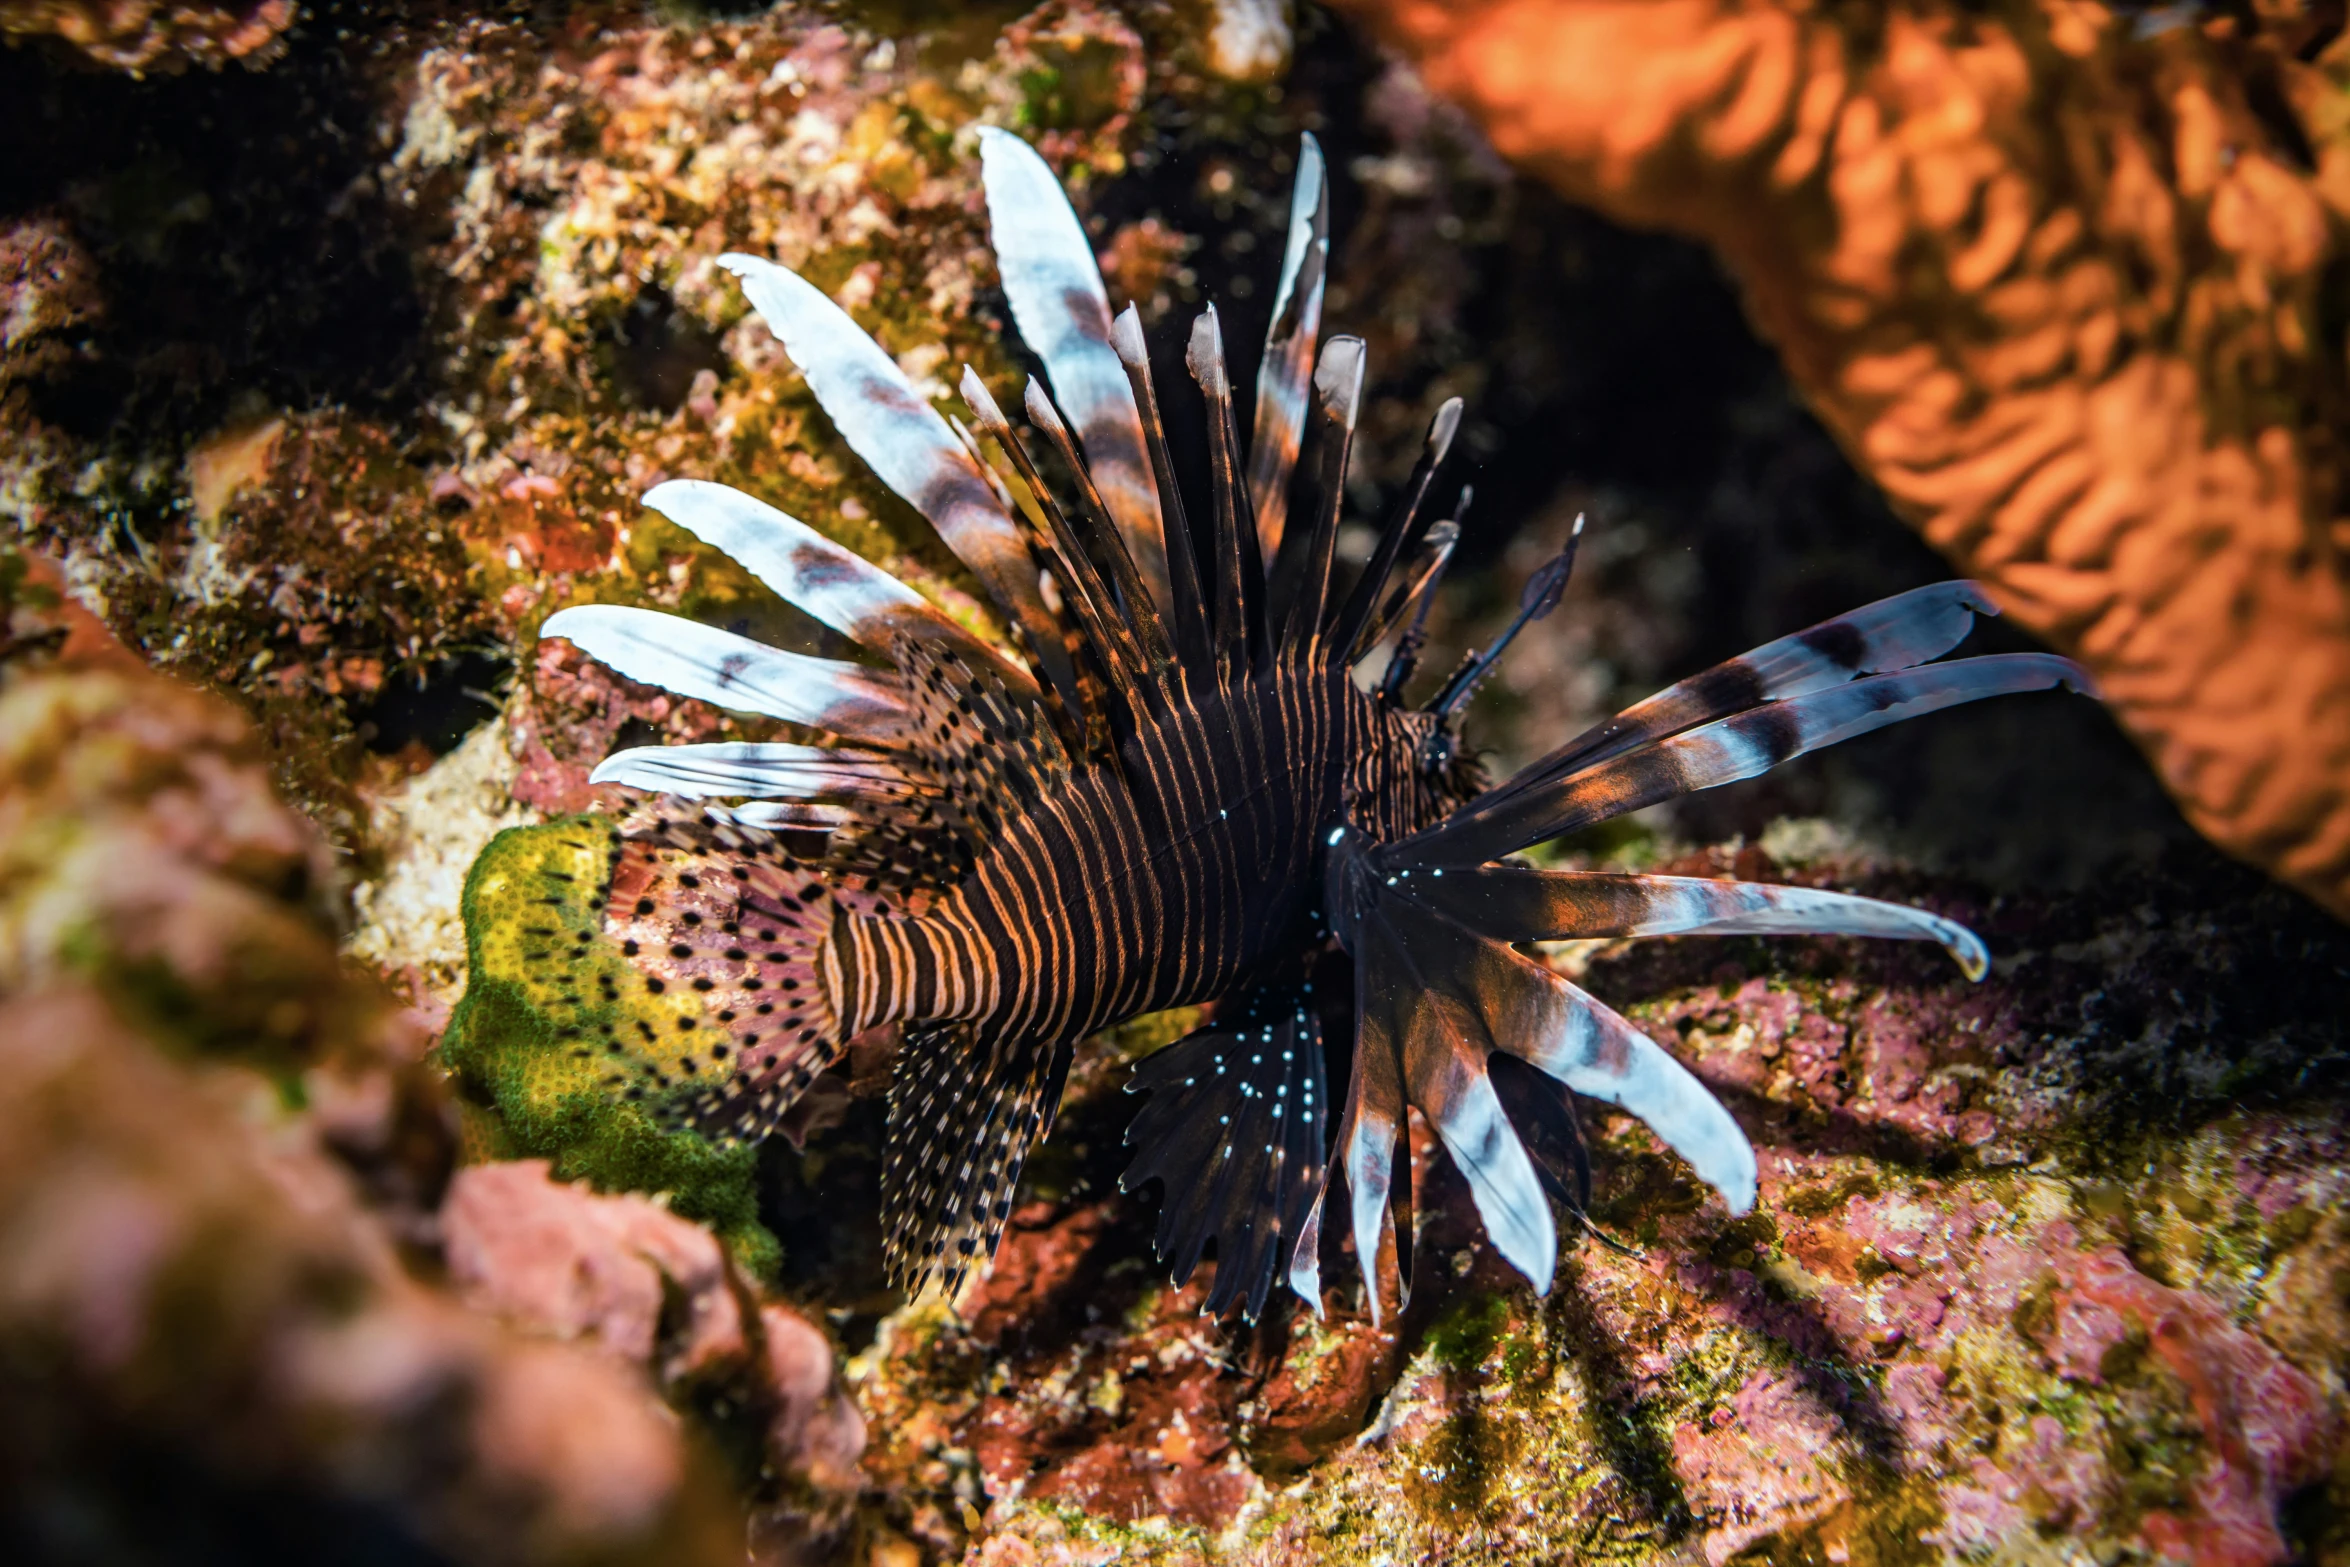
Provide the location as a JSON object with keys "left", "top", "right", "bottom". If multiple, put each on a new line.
{"left": 441, "top": 816, "right": 777, "bottom": 1277}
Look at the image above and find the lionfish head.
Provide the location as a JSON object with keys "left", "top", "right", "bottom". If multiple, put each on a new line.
{"left": 534, "top": 125, "right": 2096, "bottom": 1324}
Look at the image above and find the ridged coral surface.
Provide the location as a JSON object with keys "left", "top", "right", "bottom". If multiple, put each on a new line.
{"left": 1338, "top": 0, "right": 2350, "bottom": 919}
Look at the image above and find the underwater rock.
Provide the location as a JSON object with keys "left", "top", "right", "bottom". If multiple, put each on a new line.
{"left": 1340, "top": 0, "right": 2350, "bottom": 919}
{"left": 444, "top": 1159, "right": 868, "bottom": 1515}
{"left": 0, "top": 561, "right": 747, "bottom": 1565}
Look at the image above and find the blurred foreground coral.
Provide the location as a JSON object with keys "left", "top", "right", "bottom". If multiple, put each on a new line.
{"left": 0, "top": 552, "right": 859, "bottom": 1564}
{"left": 1340, "top": 0, "right": 2350, "bottom": 917}
{"left": 0, "top": 1, "right": 293, "bottom": 71}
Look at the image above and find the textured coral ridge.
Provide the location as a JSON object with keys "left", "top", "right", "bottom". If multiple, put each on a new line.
{"left": 0, "top": 1, "right": 293, "bottom": 71}
{"left": 1339, "top": 0, "right": 2350, "bottom": 918}
{"left": 848, "top": 844, "right": 2350, "bottom": 1564}
{"left": 0, "top": 557, "right": 864, "bottom": 1563}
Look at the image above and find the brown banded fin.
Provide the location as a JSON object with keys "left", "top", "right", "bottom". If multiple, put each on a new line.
{"left": 1245, "top": 132, "right": 1330, "bottom": 561}
{"left": 882, "top": 1025, "right": 1066, "bottom": 1300}
{"left": 541, "top": 605, "right": 910, "bottom": 743}
{"left": 717, "top": 251, "right": 1080, "bottom": 710}
{"left": 601, "top": 803, "right": 847, "bottom": 1146}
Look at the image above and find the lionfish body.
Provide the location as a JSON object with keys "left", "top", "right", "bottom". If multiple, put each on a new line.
{"left": 545, "top": 130, "right": 2092, "bottom": 1320}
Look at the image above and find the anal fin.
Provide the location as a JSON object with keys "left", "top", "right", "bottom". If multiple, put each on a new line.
{"left": 1122, "top": 984, "right": 1327, "bottom": 1320}
{"left": 881, "top": 1027, "right": 1065, "bottom": 1301}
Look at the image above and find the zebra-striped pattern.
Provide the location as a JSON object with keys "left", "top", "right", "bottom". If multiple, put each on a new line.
{"left": 545, "top": 130, "right": 2097, "bottom": 1319}
{"left": 826, "top": 671, "right": 1446, "bottom": 1052}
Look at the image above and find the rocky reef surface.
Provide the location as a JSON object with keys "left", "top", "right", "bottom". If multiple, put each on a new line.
{"left": 4, "top": 3, "right": 2347, "bottom": 1564}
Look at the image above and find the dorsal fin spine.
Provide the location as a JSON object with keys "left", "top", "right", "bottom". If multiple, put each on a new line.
{"left": 1112, "top": 306, "right": 1216, "bottom": 685}
{"left": 1021, "top": 378, "right": 1181, "bottom": 680}
{"left": 1186, "top": 307, "right": 1267, "bottom": 682}
{"left": 1271, "top": 336, "right": 1363, "bottom": 665}
{"left": 960, "top": 367, "right": 1152, "bottom": 725}
{"left": 1331, "top": 398, "right": 1461, "bottom": 659}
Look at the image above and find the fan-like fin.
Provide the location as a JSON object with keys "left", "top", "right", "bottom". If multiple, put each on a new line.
{"left": 1122, "top": 984, "right": 1327, "bottom": 1319}
{"left": 601, "top": 805, "right": 848, "bottom": 1145}
{"left": 541, "top": 605, "right": 908, "bottom": 739}
{"left": 717, "top": 253, "right": 1079, "bottom": 709}
{"left": 1390, "top": 948, "right": 1558, "bottom": 1292}
{"left": 1416, "top": 867, "right": 1990, "bottom": 980}
{"left": 1291, "top": 966, "right": 1411, "bottom": 1322}
{"left": 641, "top": 479, "right": 1036, "bottom": 699}
{"left": 1509, "top": 580, "right": 2010, "bottom": 787}
{"left": 883, "top": 1027, "right": 1064, "bottom": 1300}
{"left": 1187, "top": 307, "right": 1267, "bottom": 675}
{"left": 1246, "top": 132, "right": 1330, "bottom": 561}
{"left": 1111, "top": 306, "right": 1215, "bottom": 679}
{"left": 1330, "top": 398, "right": 1463, "bottom": 659}
{"left": 1313, "top": 830, "right": 1757, "bottom": 1304}
{"left": 1494, "top": 951, "right": 1757, "bottom": 1216}
{"left": 977, "top": 127, "right": 1169, "bottom": 609}
{"left": 1436, "top": 652, "right": 2093, "bottom": 863}
{"left": 590, "top": 741, "right": 922, "bottom": 804}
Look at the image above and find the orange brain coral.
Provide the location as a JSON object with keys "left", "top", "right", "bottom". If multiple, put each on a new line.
{"left": 1342, "top": 0, "right": 2350, "bottom": 918}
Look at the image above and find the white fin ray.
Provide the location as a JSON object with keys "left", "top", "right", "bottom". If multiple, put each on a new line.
{"left": 1247, "top": 132, "right": 1329, "bottom": 560}
{"left": 717, "top": 253, "right": 1069, "bottom": 699}
{"left": 978, "top": 127, "right": 1169, "bottom": 610}
{"left": 541, "top": 605, "right": 906, "bottom": 740}
{"left": 589, "top": 740, "right": 920, "bottom": 803}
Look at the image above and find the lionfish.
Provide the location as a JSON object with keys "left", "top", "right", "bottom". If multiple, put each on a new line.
{"left": 540, "top": 130, "right": 2090, "bottom": 1321}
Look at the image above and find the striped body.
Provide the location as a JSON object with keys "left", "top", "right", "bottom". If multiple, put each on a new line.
{"left": 827, "top": 669, "right": 1458, "bottom": 1053}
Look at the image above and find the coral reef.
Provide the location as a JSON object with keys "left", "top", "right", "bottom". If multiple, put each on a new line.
{"left": 843, "top": 839, "right": 2350, "bottom": 1564}
{"left": 1338, "top": 0, "right": 2350, "bottom": 919}
{"left": 441, "top": 815, "right": 776, "bottom": 1272}
{"left": 0, "top": 1, "right": 293, "bottom": 73}
{"left": 3, "top": 2, "right": 2346, "bottom": 1562}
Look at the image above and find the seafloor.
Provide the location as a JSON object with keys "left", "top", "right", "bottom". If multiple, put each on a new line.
{"left": 2, "top": 3, "right": 2346, "bottom": 1564}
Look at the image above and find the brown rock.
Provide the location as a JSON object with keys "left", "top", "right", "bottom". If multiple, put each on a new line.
{"left": 0, "top": 986, "right": 743, "bottom": 1566}
{"left": 0, "top": 586, "right": 741, "bottom": 1564}
{"left": 443, "top": 1158, "right": 748, "bottom": 1384}
{"left": 1244, "top": 1314, "right": 1402, "bottom": 1474}
{"left": 441, "top": 1159, "right": 869, "bottom": 1506}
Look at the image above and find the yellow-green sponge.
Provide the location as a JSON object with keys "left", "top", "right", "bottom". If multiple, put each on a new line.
{"left": 440, "top": 817, "right": 779, "bottom": 1277}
